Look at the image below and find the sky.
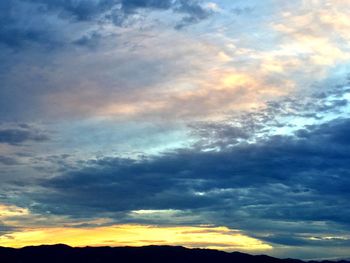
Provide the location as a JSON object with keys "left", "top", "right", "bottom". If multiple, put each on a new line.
{"left": 1, "top": 0, "right": 350, "bottom": 260}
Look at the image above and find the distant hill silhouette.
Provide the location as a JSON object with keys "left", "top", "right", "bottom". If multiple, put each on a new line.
{"left": 0, "top": 244, "right": 347, "bottom": 263}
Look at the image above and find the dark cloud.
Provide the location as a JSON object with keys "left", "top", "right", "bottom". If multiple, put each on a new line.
{"left": 0, "top": 0, "right": 63, "bottom": 48}
{"left": 0, "top": 0, "right": 210, "bottom": 48}
{"left": 0, "top": 125, "right": 49, "bottom": 145}
{"left": 261, "top": 234, "right": 310, "bottom": 246}
{"left": 174, "top": 0, "right": 212, "bottom": 29}
{"left": 73, "top": 31, "right": 104, "bottom": 48}
{"left": 260, "top": 234, "right": 350, "bottom": 247}
{"left": 0, "top": 27, "right": 50, "bottom": 48}
{"left": 120, "top": 0, "right": 173, "bottom": 12}
{"left": 11, "top": 117, "right": 347, "bottom": 247}
{"left": 25, "top": 0, "right": 116, "bottom": 21}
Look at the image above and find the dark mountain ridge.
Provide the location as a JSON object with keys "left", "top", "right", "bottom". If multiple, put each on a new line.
{"left": 0, "top": 244, "right": 346, "bottom": 263}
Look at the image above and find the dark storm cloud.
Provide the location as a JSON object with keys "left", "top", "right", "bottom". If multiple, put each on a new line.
{"left": 0, "top": 125, "right": 49, "bottom": 145}
{"left": 0, "top": 0, "right": 210, "bottom": 48}
{"left": 18, "top": 117, "right": 350, "bottom": 246}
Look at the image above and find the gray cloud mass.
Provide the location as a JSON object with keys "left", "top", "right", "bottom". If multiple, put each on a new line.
{"left": 0, "top": 124, "right": 49, "bottom": 145}
{"left": 8, "top": 117, "right": 346, "bottom": 252}
{"left": 0, "top": 0, "right": 211, "bottom": 48}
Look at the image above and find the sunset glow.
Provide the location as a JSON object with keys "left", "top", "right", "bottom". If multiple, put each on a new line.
{"left": 0, "top": 224, "right": 272, "bottom": 251}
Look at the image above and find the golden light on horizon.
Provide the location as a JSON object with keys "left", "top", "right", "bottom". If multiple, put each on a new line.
{"left": 0, "top": 224, "right": 272, "bottom": 252}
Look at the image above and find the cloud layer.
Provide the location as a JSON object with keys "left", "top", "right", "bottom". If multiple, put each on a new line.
{"left": 1, "top": 117, "right": 341, "bottom": 259}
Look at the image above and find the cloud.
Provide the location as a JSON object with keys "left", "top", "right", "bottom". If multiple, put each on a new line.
{"left": 0, "top": 0, "right": 211, "bottom": 48}
{"left": 174, "top": 0, "right": 212, "bottom": 29}
{"left": 189, "top": 122, "right": 252, "bottom": 149}
{"left": 271, "top": 0, "right": 350, "bottom": 67}
{"left": 0, "top": 156, "right": 19, "bottom": 166}
{"left": 0, "top": 222, "right": 14, "bottom": 236}
{"left": 0, "top": 0, "right": 65, "bottom": 48}
{"left": 73, "top": 31, "right": 105, "bottom": 48}
{"left": 8, "top": 116, "right": 345, "bottom": 252}
{"left": 120, "top": 0, "right": 173, "bottom": 12}
{"left": 0, "top": 124, "right": 49, "bottom": 145}
{"left": 26, "top": 0, "right": 116, "bottom": 21}
{"left": 3, "top": 0, "right": 350, "bottom": 124}
{"left": 0, "top": 1, "right": 218, "bottom": 123}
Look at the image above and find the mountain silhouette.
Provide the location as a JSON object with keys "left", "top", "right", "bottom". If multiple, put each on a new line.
{"left": 0, "top": 244, "right": 346, "bottom": 263}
